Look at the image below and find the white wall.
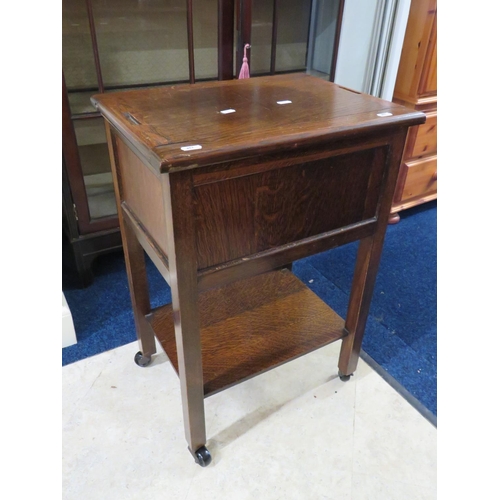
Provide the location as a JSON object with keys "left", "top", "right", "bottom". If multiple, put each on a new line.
{"left": 334, "top": 0, "right": 411, "bottom": 101}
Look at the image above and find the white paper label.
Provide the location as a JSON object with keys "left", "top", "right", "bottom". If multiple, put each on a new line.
{"left": 220, "top": 109, "right": 236, "bottom": 114}
{"left": 180, "top": 145, "right": 202, "bottom": 151}
{"left": 377, "top": 112, "right": 393, "bottom": 117}
{"left": 277, "top": 100, "right": 292, "bottom": 105}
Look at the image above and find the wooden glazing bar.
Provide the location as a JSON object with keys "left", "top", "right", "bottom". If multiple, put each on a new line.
{"left": 218, "top": 0, "right": 235, "bottom": 80}
{"left": 270, "top": 0, "right": 278, "bottom": 74}
{"left": 330, "top": 0, "right": 346, "bottom": 82}
{"left": 186, "top": 0, "right": 196, "bottom": 83}
{"left": 85, "top": 0, "right": 104, "bottom": 92}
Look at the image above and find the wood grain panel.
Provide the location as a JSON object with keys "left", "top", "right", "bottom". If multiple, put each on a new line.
{"left": 194, "top": 147, "right": 387, "bottom": 269}
{"left": 148, "top": 269, "right": 346, "bottom": 397}
{"left": 115, "top": 136, "right": 168, "bottom": 256}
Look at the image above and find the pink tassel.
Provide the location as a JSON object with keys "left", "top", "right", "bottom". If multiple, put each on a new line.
{"left": 238, "top": 44, "right": 250, "bottom": 79}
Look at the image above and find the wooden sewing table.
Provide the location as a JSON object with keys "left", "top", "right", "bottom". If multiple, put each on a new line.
{"left": 92, "top": 74, "right": 425, "bottom": 466}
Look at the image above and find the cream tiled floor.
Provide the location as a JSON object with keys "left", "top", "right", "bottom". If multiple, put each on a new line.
{"left": 62, "top": 340, "right": 436, "bottom": 499}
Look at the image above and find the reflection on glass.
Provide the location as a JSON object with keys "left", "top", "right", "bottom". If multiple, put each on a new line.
{"left": 63, "top": 0, "right": 100, "bottom": 114}
{"left": 73, "top": 118, "right": 116, "bottom": 219}
{"left": 306, "top": 0, "right": 341, "bottom": 78}
{"left": 93, "top": 0, "right": 190, "bottom": 87}
{"left": 275, "top": 0, "right": 312, "bottom": 72}
{"left": 193, "top": 0, "right": 218, "bottom": 80}
{"left": 250, "top": 0, "right": 274, "bottom": 75}
{"left": 67, "top": 91, "right": 97, "bottom": 115}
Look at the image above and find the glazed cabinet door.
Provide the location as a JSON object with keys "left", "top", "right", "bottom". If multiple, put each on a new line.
{"left": 236, "top": 0, "right": 345, "bottom": 80}
{"left": 62, "top": 0, "right": 222, "bottom": 234}
{"left": 63, "top": 0, "right": 347, "bottom": 235}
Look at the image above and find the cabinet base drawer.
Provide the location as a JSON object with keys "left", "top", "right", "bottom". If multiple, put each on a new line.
{"left": 401, "top": 155, "right": 437, "bottom": 203}
{"left": 408, "top": 110, "right": 437, "bottom": 158}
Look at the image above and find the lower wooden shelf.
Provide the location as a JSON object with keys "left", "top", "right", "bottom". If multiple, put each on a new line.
{"left": 147, "top": 269, "right": 346, "bottom": 397}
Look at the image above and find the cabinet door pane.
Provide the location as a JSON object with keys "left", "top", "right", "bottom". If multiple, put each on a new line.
{"left": 238, "top": 0, "right": 342, "bottom": 78}
{"left": 250, "top": 0, "right": 274, "bottom": 75}
{"left": 73, "top": 118, "right": 117, "bottom": 220}
{"left": 307, "top": 0, "right": 339, "bottom": 78}
{"left": 93, "top": 0, "right": 190, "bottom": 87}
{"left": 67, "top": 91, "right": 98, "bottom": 115}
{"left": 193, "top": 0, "right": 218, "bottom": 80}
{"left": 62, "top": 0, "right": 100, "bottom": 114}
{"left": 275, "top": 0, "right": 312, "bottom": 72}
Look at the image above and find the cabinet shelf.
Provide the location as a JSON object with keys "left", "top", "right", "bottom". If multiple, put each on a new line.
{"left": 147, "top": 269, "right": 346, "bottom": 397}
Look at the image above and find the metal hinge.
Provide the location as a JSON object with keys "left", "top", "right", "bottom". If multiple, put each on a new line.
{"left": 73, "top": 204, "right": 79, "bottom": 221}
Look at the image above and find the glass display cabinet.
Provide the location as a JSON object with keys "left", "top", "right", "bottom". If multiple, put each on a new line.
{"left": 62, "top": 0, "right": 345, "bottom": 286}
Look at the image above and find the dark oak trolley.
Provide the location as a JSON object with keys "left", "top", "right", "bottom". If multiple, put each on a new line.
{"left": 92, "top": 74, "right": 425, "bottom": 467}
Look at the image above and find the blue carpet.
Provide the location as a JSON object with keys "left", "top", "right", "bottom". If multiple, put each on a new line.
{"left": 63, "top": 201, "right": 436, "bottom": 416}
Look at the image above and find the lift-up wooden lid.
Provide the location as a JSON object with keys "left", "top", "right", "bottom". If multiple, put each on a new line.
{"left": 92, "top": 73, "right": 425, "bottom": 173}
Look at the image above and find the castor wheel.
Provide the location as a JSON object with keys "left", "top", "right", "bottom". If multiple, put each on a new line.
{"left": 194, "top": 446, "right": 212, "bottom": 467}
{"left": 338, "top": 370, "right": 352, "bottom": 382}
{"left": 134, "top": 351, "right": 152, "bottom": 367}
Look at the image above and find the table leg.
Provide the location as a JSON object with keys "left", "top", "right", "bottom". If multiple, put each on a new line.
{"left": 170, "top": 267, "right": 208, "bottom": 463}
{"left": 122, "top": 216, "right": 157, "bottom": 362}
{"left": 163, "top": 172, "right": 209, "bottom": 465}
{"left": 338, "top": 131, "right": 407, "bottom": 377}
{"left": 338, "top": 234, "right": 384, "bottom": 377}
{"left": 104, "top": 122, "right": 156, "bottom": 362}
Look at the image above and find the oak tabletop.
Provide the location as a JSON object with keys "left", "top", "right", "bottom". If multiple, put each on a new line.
{"left": 91, "top": 73, "right": 425, "bottom": 172}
